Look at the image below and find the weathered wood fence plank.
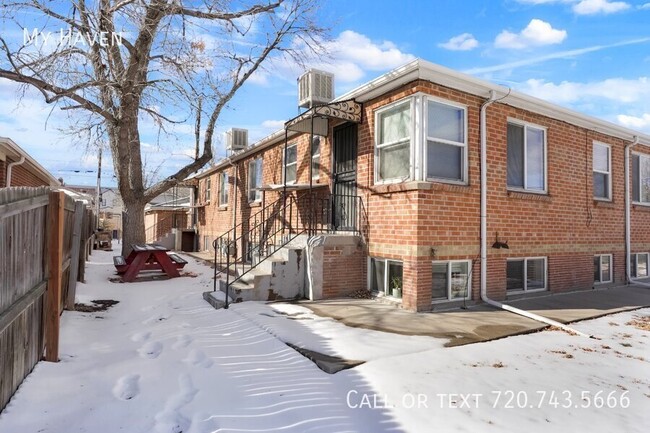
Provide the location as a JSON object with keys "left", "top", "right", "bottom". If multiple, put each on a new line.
{"left": 44, "top": 190, "right": 64, "bottom": 362}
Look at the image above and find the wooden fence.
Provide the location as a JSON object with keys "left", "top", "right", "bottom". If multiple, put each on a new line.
{"left": 0, "top": 187, "right": 94, "bottom": 413}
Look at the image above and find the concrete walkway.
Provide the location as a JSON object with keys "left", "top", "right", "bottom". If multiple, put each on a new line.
{"left": 302, "top": 285, "right": 650, "bottom": 346}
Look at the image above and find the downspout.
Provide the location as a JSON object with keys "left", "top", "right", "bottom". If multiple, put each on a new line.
{"left": 479, "top": 90, "right": 591, "bottom": 338}
{"left": 624, "top": 136, "right": 650, "bottom": 287}
{"left": 6, "top": 156, "right": 25, "bottom": 186}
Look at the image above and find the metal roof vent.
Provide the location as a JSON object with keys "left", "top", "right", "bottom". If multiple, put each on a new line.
{"left": 225, "top": 128, "right": 248, "bottom": 152}
{"left": 298, "top": 69, "right": 334, "bottom": 109}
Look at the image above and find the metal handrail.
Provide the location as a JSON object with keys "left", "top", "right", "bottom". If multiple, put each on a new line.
{"left": 212, "top": 192, "right": 363, "bottom": 308}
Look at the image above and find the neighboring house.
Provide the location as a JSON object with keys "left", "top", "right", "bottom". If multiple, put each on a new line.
{"left": 195, "top": 59, "right": 650, "bottom": 311}
{"left": 66, "top": 185, "right": 124, "bottom": 238}
{"left": 0, "top": 137, "right": 60, "bottom": 187}
{"left": 144, "top": 186, "right": 193, "bottom": 250}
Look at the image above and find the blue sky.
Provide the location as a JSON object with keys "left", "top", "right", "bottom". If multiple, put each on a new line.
{"left": 1, "top": 0, "right": 649, "bottom": 187}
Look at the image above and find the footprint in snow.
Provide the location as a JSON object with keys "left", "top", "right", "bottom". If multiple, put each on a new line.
{"left": 131, "top": 331, "right": 151, "bottom": 343}
{"left": 113, "top": 374, "right": 140, "bottom": 401}
{"left": 138, "top": 341, "right": 163, "bottom": 359}
{"left": 183, "top": 349, "right": 213, "bottom": 369}
{"left": 172, "top": 334, "right": 192, "bottom": 350}
{"left": 153, "top": 374, "right": 198, "bottom": 433}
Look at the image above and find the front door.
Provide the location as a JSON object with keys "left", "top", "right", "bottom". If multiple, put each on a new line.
{"left": 332, "top": 123, "right": 358, "bottom": 230}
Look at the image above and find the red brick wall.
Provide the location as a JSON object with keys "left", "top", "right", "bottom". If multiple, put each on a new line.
{"left": 0, "top": 160, "right": 6, "bottom": 188}
{"left": 321, "top": 242, "right": 366, "bottom": 298}
{"left": 195, "top": 78, "right": 650, "bottom": 311}
{"left": 2, "top": 158, "right": 50, "bottom": 187}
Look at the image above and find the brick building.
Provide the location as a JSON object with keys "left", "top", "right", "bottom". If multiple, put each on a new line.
{"left": 0, "top": 137, "right": 60, "bottom": 188}
{"left": 195, "top": 59, "right": 650, "bottom": 311}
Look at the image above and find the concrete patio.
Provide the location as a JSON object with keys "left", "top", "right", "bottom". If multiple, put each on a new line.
{"left": 301, "top": 285, "right": 650, "bottom": 346}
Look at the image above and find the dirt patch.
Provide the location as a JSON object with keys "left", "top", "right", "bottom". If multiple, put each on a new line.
{"left": 181, "top": 271, "right": 199, "bottom": 278}
{"left": 74, "top": 299, "right": 119, "bottom": 312}
{"left": 626, "top": 315, "right": 650, "bottom": 331}
{"left": 348, "top": 289, "right": 373, "bottom": 299}
{"left": 549, "top": 349, "right": 574, "bottom": 359}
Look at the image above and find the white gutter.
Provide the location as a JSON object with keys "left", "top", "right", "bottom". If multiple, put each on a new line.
{"left": 623, "top": 136, "right": 650, "bottom": 287}
{"left": 479, "top": 91, "right": 592, "bottom": 338}
{"left": 6, "top": 156, "right": 25, "bottom": 186}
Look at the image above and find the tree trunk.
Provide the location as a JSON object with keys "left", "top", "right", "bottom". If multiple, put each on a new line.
{"left": 121, "top": 197, "right": 147, "bottom": 257}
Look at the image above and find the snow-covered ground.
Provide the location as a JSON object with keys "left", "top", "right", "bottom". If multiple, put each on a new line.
{"left": 0, "top": 244, "right": 648, "bottom": 433}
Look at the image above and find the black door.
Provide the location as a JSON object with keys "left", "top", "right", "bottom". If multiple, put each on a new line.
{"left": 332, "top": 123, "right": 358, "bottom": 230}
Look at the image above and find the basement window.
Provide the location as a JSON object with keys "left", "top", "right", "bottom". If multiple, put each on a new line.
{"left": 631, "top": 253, "right": 649, "bottom": 278}
{"left": 506, "top": 257, "right": 547, "bottom": 292}
{"left": 594, "top": 254, "right": 612, "bottom": 284}
{"left": 432, "top": 260, "right": 471, "bottom": 302}
{"left": 369, "top": 257, "right": 403, "bottom": 299}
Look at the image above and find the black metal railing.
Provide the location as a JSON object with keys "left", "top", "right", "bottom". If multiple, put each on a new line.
{"left": 212, "top": 192, "right": 363, "bottom": 308}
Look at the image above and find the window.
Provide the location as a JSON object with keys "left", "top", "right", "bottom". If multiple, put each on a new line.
{"left": 507, "top": 122, "right": 546, "bottom": 192}
{"left": 369, "top": 258, "right": 403, "bottom": 298}
{"left": 219, "top": 172, "right": 228, "bottom": 206}
{"left": 432, "top": 260, "right": 471, "bottom": 301}
{"left": 248, "top": 158, "right": 263, "bottom": 202}
{"left": 632, "top": 153, "right": 650, "bottom": 204}
{"left": 594, "top": 254, "right": 612, "bottom": 283}
{"left": 376, "top": 100, "right": 411, "bottom": 182}
{"left": 631, "top": 253, "right": 649, "bottom": 278}
{"left": 593, "top": 142, "right": 611, "bottom": 200}
{"left": 506, "top": 257, "right": 547, "bottom": 292}
{"left": 312, "top": 136, "right": 321, "bottom": 179}
{"left": 426, "top": 99, "right": 467, "bottom": 182}
{"left": 205, "top": 178, "right": 211, "bottom": 202}
{"left": 284, "top": 143, "right": 297, "bottom": 184}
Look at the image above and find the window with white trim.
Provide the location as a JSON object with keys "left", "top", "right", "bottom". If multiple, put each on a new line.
{"left": 506, "top": 257, "right": 547, "bottom": 292}
{"left": 632, "top": 153, "right": 650, "bottom": 204}
{"left": 219, "top": 171, "right": 228, "bottom": 206}
{"left": 507, "top": 122, "right": 546, "bottom": 192}
{"left": 312, "top": 136, "right": 321, "bottom": 179}
{"left": 593, "top": 142, "right": 611, "bottom": 200}
{"left": 426, "top": 99, "right": 467, "bottom": 182}
{"left": 369, "top": 257, "right": 403, "bottom": 299}
{"left": 432, "top": 260, "right": 471, "bottom": 301}
{"left": 248, "top": 158, "right": 263, "bottom": 202}
{"left": 284, "top": 143, "right": 297, "bottom": 184}
{"left": 376, "top": 100, "right": 411, "bottom": 182}
{"left": 631, "top": 253, "right": 649, "bottom": 278}
{"left": 205, "top": 178, "right": 211, "bottom": 202}
{"left": 594, "top": 254, "right": 612, "bottom": 283}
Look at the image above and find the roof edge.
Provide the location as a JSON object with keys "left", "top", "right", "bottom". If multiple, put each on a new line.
{"left": 0, "top": 137, "right": 61, "bottom": 186}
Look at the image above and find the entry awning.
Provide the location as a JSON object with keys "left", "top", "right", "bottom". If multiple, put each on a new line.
{"left": 284, "top": 99, "right": 362, "bottom": 135}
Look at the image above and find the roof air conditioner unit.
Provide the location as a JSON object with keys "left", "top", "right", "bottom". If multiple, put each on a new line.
{"left": 225, "top": 128, "right": 248, "bottom": 152}
{"left": 298, "top": 69, "right": 334, "bottom": 109}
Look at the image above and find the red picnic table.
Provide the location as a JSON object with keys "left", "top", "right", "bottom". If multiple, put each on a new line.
{"left": 113, "top": 244, "right": 187, "bottom": 282}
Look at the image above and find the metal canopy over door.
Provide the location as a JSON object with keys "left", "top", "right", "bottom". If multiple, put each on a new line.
{"left": 332, "top": 123, "right": 358, "bottom": 230}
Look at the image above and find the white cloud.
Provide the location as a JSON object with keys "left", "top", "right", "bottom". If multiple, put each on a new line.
{"left": 495, "top": 19, "right": 567, "bottom": 49}
{"left": 261, "top": 120, "right": 285, "bottom": 129}
{"left": 639, "top": 2, "right": 650, "bottom": 9}
{"left": 617, "top": 113, "right": 650, "bottom": 129}
{"left": 518, "top": 77, "right": 650, "bottom": 104}
{"left": 572, "top": 0, "right": 630, "bottom": 14}
{"left": 438, "top": 33, "right": 479, "bottom": 51}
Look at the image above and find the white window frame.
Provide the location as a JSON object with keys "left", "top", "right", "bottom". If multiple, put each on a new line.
{"left": 424, "top": 96, "right": 468, "bottom": 185}
{"left": 632, "top": 152, "right": 650, "bottom": 205}
{"left": 431, "top": 259, "right": 472, "bottom": 303}
{"left": 632, "top": 252, "right": 649, "bottom": 278}
{"left": 311, "top": 136, "right": 321, "bottom": 180}
{"left": 374, "top": 97, "right": 415, "bottom": 184}
{"left": 594, "top": 254, "right": 613, "bottom": 284}
{"left": 367, "top": 257, "right": 403, "bottom": 299}
{"left": 218, "top": 171, "right": 228, "bottom": 207}
{"left": 247, "top": 158, "right": 263, "bottom": 203}
{"left": 283, "top": 143, "right": 298, "bottom": 185}
{"left": 506, "top": 119, "right": 548, "bottom": 194}
{"left": 506, "top": 257, "right": 547, "bottom": 292}
{"left": 205, "top": 178, "right": 211, "bottom": 203}
{"left": 593, "top": 142, "right": 611, "bottom": 201}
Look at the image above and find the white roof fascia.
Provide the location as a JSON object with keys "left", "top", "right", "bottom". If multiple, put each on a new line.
{"left": 0, "top": 136, "right": 61, "bottom": 185}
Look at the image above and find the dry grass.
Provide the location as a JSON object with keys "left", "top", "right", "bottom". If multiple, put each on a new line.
{"left": 626, "top": 315, "right": 650, "bottom": 331}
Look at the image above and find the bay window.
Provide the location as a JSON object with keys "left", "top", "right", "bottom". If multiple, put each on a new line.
{"left": 426, "top": 100, "right": 467, "bottom": 182}
{"left": 376, "top": 101, "right": 411, "bottom": 182}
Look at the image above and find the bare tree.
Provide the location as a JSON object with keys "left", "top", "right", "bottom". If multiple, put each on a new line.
{"left": 0, "top": 0, "right": 326, "bottom": 254}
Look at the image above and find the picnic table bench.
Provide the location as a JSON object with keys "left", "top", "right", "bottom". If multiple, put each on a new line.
{"left": 113, "top": 244, "right": 186, "bottom": 282}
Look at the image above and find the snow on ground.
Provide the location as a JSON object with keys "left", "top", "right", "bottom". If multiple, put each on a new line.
{"left": 0, "top": 243, "right": 648, "bottom": 433}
